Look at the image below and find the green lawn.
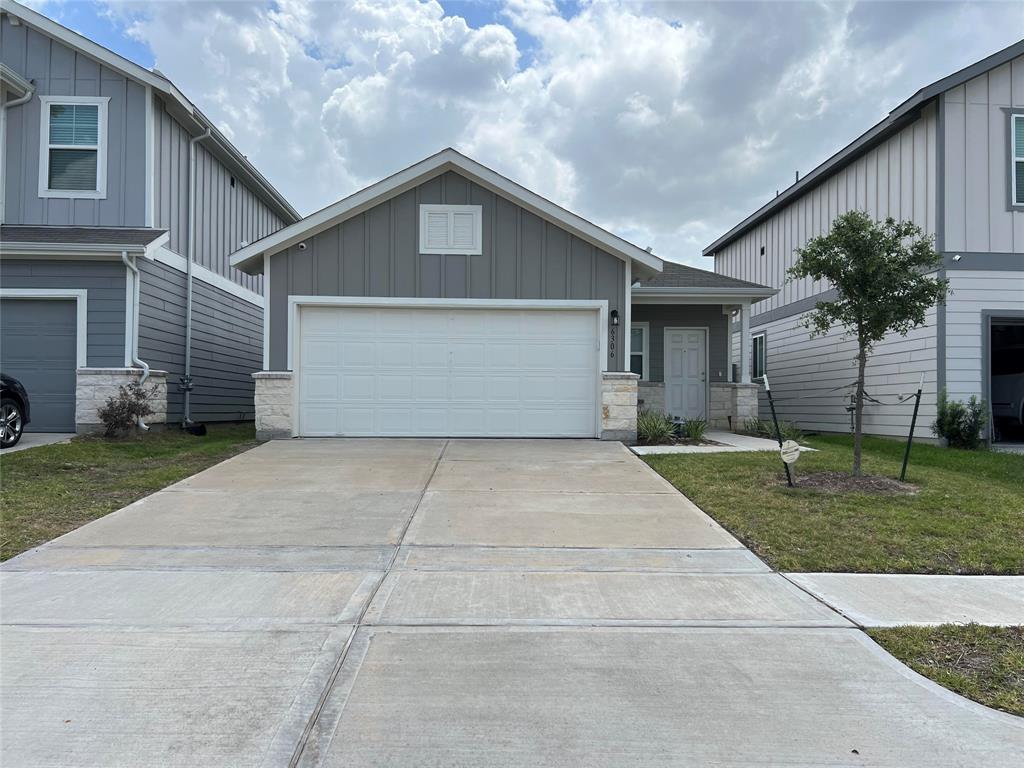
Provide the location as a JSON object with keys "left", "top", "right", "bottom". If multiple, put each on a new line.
{"left": 870, "top": 624, "right": 1024, "bottom": 717}
{"left": 0, "top": 424, "right": 258, "bottom": 561}
{"left": 643, "top": 434, "right": 1024, "bottom": 574}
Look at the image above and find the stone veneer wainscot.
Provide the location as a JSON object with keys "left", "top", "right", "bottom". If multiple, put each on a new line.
{"left": 601, "top": 371, "right": 639, "bottom": 442}
{"left": 75, "top": 368, "right": 168, "bottom": 433}
{"left": 253, "top": 371, "right": 294, "bottom": 440}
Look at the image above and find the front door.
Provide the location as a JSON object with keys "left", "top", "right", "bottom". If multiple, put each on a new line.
{"left": 664, "top": 328, "right": 706, "bottom": 421}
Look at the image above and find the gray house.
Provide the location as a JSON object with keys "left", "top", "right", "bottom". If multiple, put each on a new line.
{"left": 230, "top": 148, "right": 774, "bottom": 440}
{"left": 0, "top": 1, "right": 298, "bottom": 435}
{"left": 705, "top": 40, "right": 1024, "bottom": 444}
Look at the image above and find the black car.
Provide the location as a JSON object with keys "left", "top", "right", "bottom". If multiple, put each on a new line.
{"left": 1, "top": 373, "right": 31, "bottom": 449}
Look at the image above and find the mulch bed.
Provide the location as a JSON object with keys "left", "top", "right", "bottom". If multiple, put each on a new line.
{"left": 782, "top": 470, "right": 918, "bottom": 495}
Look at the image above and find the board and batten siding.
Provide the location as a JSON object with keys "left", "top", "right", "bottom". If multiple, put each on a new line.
{"left": 732, "top": 307, "right": 939, "bottom": 438}
{"left": 715, "top": 102, "right": 938, "bottom": 316}
{"left": 945, "top": 270, "right": 1024, "bottom": 404}
{"left": 267, "top": 170, "right": 626, "bottom": 372}
{"left": 631, "top": 304, "right": 730, "bottom": 383}
{"left": 0, "top": 16, "right": 147, "bottom": 227}
{"left": 0, "top": 258, "right": 127, "bottom": 366}
{"left": 942, "top": 54, "right": 1024, "bottom": 253}
{"left": 138, "top": 259, "right": 262, "bottom": 422}
{"left": 152, "top": 101, "right": 284, "bottom": 294}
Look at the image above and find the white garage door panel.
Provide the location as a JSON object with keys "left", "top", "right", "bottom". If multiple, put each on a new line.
{"left": 298, "top": 306, "right": 600, "bottom": 437}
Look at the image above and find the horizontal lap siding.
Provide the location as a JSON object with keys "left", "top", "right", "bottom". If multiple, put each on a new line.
{"left": 268, "top": 170, "right": 625, "bottom": 371}
{"left": 0, "top": 259, "right": 126, "bottom": 366}
{"left": 942, "top": 55, "right": 1024, "bottom": 253}
{"left": 631, "top": 305, "right": 729, "bottom": 383}
{"left": 714, "top": 103, "right": 937, "bottom": 317}
{"left": 945, "top": 270, "right": 1024, "bottom": 402}
{"left": 1, "top": 17, "right": 146, "bottom": 226}
{"left": 153, "top": 102, "right": 285, "bottom": 294}
{"left": 732, "top": 307, "right": 938, "bottom": 437}
{"left": 138, "top": 260, "right": 262, "bottom": 422}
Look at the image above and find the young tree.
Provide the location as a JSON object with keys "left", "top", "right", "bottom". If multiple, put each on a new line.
{"left": 788, "top": 211, "right": 948, "bottom": 476}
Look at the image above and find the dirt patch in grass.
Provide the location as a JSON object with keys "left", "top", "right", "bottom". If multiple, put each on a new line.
{"left": 785, "top": 471, "right": 918, "bottom": 495}
{"left": 870, "top": 624, "right": 1024, "bottom": 717}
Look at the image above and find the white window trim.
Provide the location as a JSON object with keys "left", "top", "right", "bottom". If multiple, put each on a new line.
{"left": 630, "top": 321, "right": 650, "bottom": 380}
{"left": 1012, "top": 113, "right": 1024, "bottom": 207}
{"left": 752, "top": 332, "right": 766, "bottom": 380}
{"left": 37, "top": 95, "right": 109, "bottom": 200}
{"left": 0, "top": 288, "right": 88, "bottom": 368}
{"left": 418, "top": 204, "right": 483, "bottom": 255}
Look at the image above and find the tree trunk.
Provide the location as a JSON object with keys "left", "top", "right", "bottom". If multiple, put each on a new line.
{"left": 853, "top": 344, "right": 867, "bottom": 477}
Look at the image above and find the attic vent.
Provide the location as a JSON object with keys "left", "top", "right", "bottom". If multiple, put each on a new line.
{"left": 419, "top": 204, "right": 482, "bottom": 255}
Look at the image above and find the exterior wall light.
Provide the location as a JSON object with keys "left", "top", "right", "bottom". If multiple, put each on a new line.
{"left": 610, "top": 309, "right": 619, "bottom": 327}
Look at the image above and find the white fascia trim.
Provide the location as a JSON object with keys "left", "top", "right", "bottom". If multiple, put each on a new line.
{"left": 0, "top": 63, "right": 32, "bottom": 97}
{"left": 286, "top": 295, "right": 609, "bottom": 438}
{"left": 0, "top": 244, "right": 149, "bottom": 257}
{"left": 632, "top": 295, "right": 770, "bottom": 306}
{"left": 0, "top": 287, "right": 88, "bottom": 367}
{"left": 153, "top": 246, "right": 262, "bottom": 306}
{"left": 230, "top": 149, "right": 664, "bottom": 274}
{"left": 37, "top": 95, "right": 109, "bottom": 200}
{"left": 632, "top": 286, "right": 778, "bottom": 298}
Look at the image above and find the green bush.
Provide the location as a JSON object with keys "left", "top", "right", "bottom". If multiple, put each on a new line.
{"left": 742, "top": 417, "right": 803, "bottom": 442}
{"left": 97, "top": 383, "right": 156, "bottom": 437}
{"left": 637, "top": 409, "right": 676, "bottom": 445}
{"left": 932, "top": 389, "right": 987, "bottom": 449}
{"left": 680, "top": 418, "right": 707, "bottom": 442}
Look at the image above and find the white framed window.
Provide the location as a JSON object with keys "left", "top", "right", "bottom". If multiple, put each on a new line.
{"left": 630, "top": 322, "right": 649, "bottom": 380}
{"left": 751, "top": 332, "right": 766, "bottom": 380}
{"left": 419, "top": 204, "right": 482, "bottom": 255}
{"left": 38, "top": 95, "right": 109, "bottom": 199}
{"left": 1012, "top": 113, "right": 1024, "bottom": 208}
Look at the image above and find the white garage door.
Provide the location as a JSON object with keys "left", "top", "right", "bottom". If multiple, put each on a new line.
{"left": 297, "top": 305, "right": 601, "bottom": 437}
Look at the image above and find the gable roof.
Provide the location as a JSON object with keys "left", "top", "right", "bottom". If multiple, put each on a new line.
{"left": 229, "top": 148, "right": 665, "bottom": 276}
{"left": 703, "top": 38, "right": 1024, "bottom": 257}
{"left": 2, "top": 0, "right": 300, "bottom": 225}
{"left": 633, "top": 261, "right": 776, "bottom": 299}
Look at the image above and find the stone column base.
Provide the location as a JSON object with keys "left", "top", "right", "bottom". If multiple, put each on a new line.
{"left": 708, "top": 382, "right": 759, "bottom": 430}
{"left": 75, "top": 368, "right": 168, "bottom": 434}
{"left": 253, "top": 371, "right": 294, "bottom": 440}
{"left": 601, "top": 371, "right": 639, "bottom": 442}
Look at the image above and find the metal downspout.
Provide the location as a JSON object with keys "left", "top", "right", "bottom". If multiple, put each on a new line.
{"left": 121, "top": 251, "right": 151, "bottom": 431}
{"left": 183, "top": 128, "right": 212, "bottom": 427}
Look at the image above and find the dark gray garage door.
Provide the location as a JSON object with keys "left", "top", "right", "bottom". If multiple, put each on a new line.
{"left": 0, "top": 299, "right": 77, "bottom": 432}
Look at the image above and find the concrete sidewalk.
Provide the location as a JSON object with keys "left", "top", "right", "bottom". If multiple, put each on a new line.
{"left": 3, "top": 438, "right": 1022, "bottom": 767}
{"left": 632, "top": 430, "right": 816, "bottom": 455}
{"left": 787, "top": 573, "right": 1024, "bottom": 627}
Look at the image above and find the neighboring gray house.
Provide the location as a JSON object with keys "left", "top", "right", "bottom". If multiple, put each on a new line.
{"left": 0, "top": 1, "right": 299, "bottom": 434}
{"left": 705, "top": 40, "right": 1024, "bottom": 444}
{"left": 230, "top": 148, "right": 774, "bottom": 440}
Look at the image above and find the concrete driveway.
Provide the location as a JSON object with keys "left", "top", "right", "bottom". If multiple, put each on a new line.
{"left": 2, "top": 439, "right": 1021, "bottom": 766}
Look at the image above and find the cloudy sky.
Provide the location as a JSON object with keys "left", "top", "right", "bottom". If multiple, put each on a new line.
{"left": 29, "top": 0, "right": 1024, "bottom": 265}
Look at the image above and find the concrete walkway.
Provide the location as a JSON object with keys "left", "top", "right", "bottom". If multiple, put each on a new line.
{"left": 2, "top": 439, "right": 1021, "bottom": 766}
{"left": 787, "top": 573, "right": 1024, "bottom": 627}
{"left": 632, "top": 430, "right": 816, "bottom": 455}
{"left": 1, "top": 431, "right": 74, "bottom": 454}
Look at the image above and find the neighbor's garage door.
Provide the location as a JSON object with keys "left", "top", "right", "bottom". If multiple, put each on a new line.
{"left": 0, "top": 299, "right": 77, "bottom": 432}
{"left": 297, "top": 306, "right": 600, "bottom": 437}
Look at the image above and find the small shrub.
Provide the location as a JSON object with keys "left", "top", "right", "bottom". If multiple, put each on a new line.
{"left": 680, "top": 418, "right": 707, "bottom": 442}
{"left": 932, "top": 389, "right": 987, "bottom": 449}
{"left": 742, "top": 417, "right": 803, "bottom": 442}
{"left": 97, "top": 383, "right": 156, "bottom": 437}
{"left": 637, "top": 409, "right": 676, "bottom": 445}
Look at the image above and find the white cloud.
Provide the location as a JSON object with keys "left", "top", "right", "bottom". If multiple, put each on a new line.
{"left": 86, "top": 0, "right": 1022, "bottom": 266}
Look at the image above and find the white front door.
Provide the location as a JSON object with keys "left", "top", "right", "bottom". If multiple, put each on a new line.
{"left": 664, "top": 328, "right": 706, "bottom": 421}
{"left": 296, "top": 305, "right": 601, "bottom": 437}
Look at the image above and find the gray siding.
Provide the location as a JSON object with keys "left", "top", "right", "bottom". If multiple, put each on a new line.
{"left": 0, "top": 258, "right": 126, "bottom": 366}
{"left": 267, "top": 170, "right": 626, "bottom": 371}
{"left": 0, "top": 16, "right": 147, "bottom": 227}
{"left": 944, "top": 270, "right": 1024, "bottom": 403}
{"left": 153, "top": 101, "right": 283, "bottom": 293}
{"left": 632, "top": 304, "right": 729, "bottom": 383}
{"left": 138, "top": 259, "right": 262, "bottom": 422}
{"left": 731, "top": 307, "right": 939, "bottom": 438}
{"left": 715, "top": 102, "right": 938, "bottom": 316}
{"left": 942, "top": 54, "right": 1024, "bottom": 252}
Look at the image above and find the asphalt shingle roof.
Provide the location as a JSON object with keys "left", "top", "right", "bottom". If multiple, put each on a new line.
{"left": 635, "top": 261, "right": 771, "bottom": 290}
{"left": 1, "top": 226, "right": 167, "bottom": 247}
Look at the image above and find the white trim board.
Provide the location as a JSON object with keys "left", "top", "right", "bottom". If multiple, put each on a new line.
{"left": 630, "top": 321, "right": 650, "bottom": 381}
{"left": 37, "top": 95, "right": 110, "bottom": 200}
{"left": 0, "top": 288, "right": 88, "bottom": 367}
{"left": 153, "top": 247, "right": 262, "bottom": 306}
{"left": 230, "top": 148, "right": 664, "bottom": 275}
{"left": 286, "top": 296, "right": 610, "bottom": 438}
